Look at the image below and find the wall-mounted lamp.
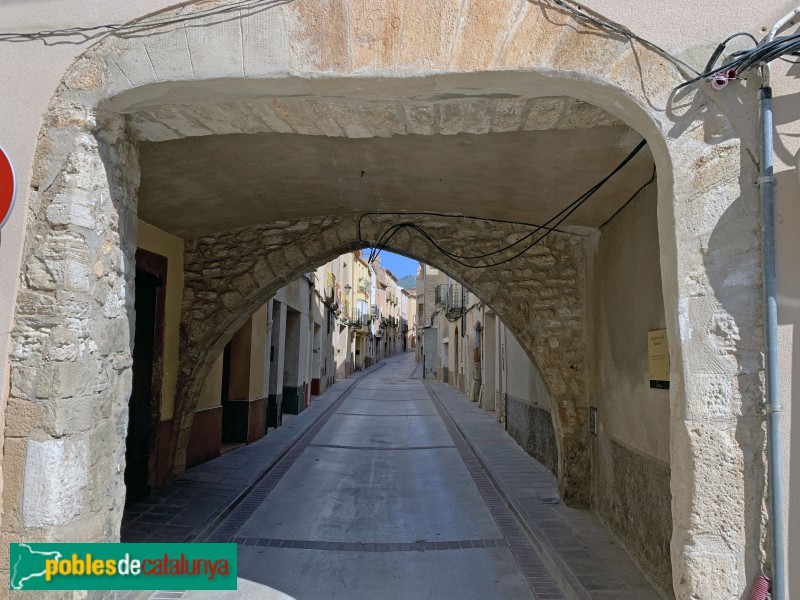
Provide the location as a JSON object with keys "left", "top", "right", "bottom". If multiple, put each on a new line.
{"left": 344, "top": 284, "right": 352, "bottom": 294}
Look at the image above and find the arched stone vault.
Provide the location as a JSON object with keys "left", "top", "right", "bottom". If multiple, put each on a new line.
{"left": 172, "top": 215, "right": 588, "bottom": 503}
{"left": 3, "top": 0, "right": 767, "bottom": 597}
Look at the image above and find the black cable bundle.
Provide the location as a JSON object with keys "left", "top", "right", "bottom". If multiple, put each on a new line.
{"left": 678, "top": 29, "right": 800, "bottom": 91}
{"left": 362, "top": 140, "right": 649, "bottom": 269}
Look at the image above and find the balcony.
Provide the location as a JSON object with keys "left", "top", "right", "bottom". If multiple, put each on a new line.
{"left": 435, "top": 284, "right": 463, "bottom": 319}
{"left": 349, "top": 308, "right": 372, "bottom": 333}
{"left": 434, "top": 284, "right": 445, "bottom": 306}
{"left": 325, "top": 272, "right": 336, "bottom": 303}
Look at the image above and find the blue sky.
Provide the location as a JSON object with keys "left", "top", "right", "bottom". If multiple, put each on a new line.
{"left": 373, "top": 249, "right": 419, "bottom": 278}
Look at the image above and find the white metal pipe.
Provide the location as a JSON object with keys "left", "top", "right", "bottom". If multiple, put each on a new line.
{"left": 755, "top": 8, "right": 800, "bottom": 598}
{"left": 759, "top": 83, "right": 785, "bottom": 600}
{"left": 763, "top": 5, "right": 800, "bottom": 86}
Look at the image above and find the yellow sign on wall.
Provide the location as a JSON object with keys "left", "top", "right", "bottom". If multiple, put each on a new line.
{"left": 648, "top": 329, "right": 669, "bottom": 389}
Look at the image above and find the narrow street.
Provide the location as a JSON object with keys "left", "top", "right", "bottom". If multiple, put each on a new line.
{"left": 6, "top": 3, "right": 800, "bottom": 597}
{"left": 184, "top": 354, "right": 559, "bottom": 600}
{"left": 123, "top": 352, "right": 661, "bottom": 600}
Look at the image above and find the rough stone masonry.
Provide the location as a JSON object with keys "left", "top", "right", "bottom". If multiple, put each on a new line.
{"left": 172, "top": 214, "right": 588, "bottom": 506}
{"left": 0, "top": 0, "right": 769, "bottom": 597}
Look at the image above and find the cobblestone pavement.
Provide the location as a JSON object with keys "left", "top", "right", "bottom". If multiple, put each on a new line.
{"left": 123, "top": 353, "right": 660, "bottom": 600}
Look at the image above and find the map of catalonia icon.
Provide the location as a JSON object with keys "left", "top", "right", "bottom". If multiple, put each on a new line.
{"left": 10, "top": 543, "right": 63, "bottom": 590}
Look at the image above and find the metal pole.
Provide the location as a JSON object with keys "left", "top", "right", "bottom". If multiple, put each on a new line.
{"left": 759, "top": 84, "right": 785, "bottom": 600}
{"left": 461, "top": 286, "right": 466, "bottom": 336}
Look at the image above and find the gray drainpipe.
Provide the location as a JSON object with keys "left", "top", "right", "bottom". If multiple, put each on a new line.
{"left": 759, "top": 81, "right": 785, "bottom": 600}
{"left": 756, "top": 9, "right": 800, "bottom": 598}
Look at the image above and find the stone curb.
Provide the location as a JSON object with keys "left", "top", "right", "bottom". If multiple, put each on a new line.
{"left": 424, "top": 380, "right": 566, "bottom": 599}
{"left": 431, "top": 384, "right": 593, "bottom": 600}
{"left": 115, "top": 361, "right": 388, "bottom": 600}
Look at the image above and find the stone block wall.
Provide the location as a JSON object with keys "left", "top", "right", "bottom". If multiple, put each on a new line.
{"left": 507, "top": 396, "right": 558, "bottom": 476}
{"left": 591, "top": 435, "right": 672, "bottom": 594}
{"left": 2, "top": 106, "right": 140, "bottom": 583}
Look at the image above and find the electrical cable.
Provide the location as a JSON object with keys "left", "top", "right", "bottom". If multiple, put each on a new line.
{"left": 464, "top": 300, "right": 484, "bottom": 315}
{"left": 5, "top": 0, "right": 796, "bottom": 97}
{"left": 678, "top": 29, "right": 800, "bottom": 91}
{"left": 362, "top": 139, "right": 648, "bottom": 269}
{"left": 598, "top": 166, "right": 657, "bottom": 229}
{"left": 360, "top": 210, "right": 580, "bottom": 267}
{"left": 546, "top": 0, "right": 702, "bottom": 77}
{"left": 703, "top": 32, "right": 759, "bottom": 72}
{"left": 421, "top": 309, "right": 442, "bottom": 330}
{"left": 373, "top": 139, "right": 646, "bottom": 265}
{"left": 362, "top": 210, "right": 577, "bottom": 267}
{"left": 367, "top": 143, "right": 645, "bottom": 267}
{"left": 0, "top": 0, "right": 289, "bottom": 44}
{"left": 0, "top": 0, "right": 709, "bottom": 87}
{"left": 364, "top": 139, "right": 646, "bottom": 265}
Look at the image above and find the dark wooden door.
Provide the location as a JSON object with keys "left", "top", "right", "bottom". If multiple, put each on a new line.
{"left": 220, "top": 341, "right": 236, "bottom": 443}
{"left": 125, "top": 269, "right": 162, "bottom": 501}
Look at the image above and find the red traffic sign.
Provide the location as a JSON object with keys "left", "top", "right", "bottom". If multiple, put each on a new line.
{"left": 0, "top": 146, "right": 16, "bottom": 230}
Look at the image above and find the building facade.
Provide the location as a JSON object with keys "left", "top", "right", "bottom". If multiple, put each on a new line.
{"left": 130, "top": 244, "right": 411, "bottom": 491}
{"left": 1, "top": 1, "right": 800, "bottom": 597}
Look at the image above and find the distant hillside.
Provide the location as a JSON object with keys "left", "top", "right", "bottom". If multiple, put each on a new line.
{"left": 397, "top": 274, "right": 417, "bottom": 289}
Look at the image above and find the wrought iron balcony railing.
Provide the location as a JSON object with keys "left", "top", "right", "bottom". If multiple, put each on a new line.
{"left": 435, "top": 284, "right": 463, "bottom": 313}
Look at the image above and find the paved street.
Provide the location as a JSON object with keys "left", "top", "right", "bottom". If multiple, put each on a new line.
{"left": 125, "top": 353, "right": 660, "bottom": 600}
{"left": 185, "top": 354, "right": 558, "bottom": 600}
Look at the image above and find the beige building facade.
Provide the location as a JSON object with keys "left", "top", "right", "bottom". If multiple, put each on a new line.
{"left": 0, "top": 1, "right": 799, "bottom": 598}
{"left": 125, "top": 243, "right": 410, "bottom": 491}
{"left": 126, "top": 239, "right": 406, "bottom": 488}
{"left": 417, "top": 192, "right": 674, "bottom": 590}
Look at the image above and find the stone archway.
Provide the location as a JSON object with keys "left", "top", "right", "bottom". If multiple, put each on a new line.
{"left": 3, "top": 0, "right": 765, "bottom": 596}
{"left": 170, "top": 215, "right": 587, "bottom": 504}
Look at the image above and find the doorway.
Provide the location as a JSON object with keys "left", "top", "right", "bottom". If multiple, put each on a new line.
{"left": 221, "top": 320, "right": 253, "bottom": 450}
{"left": 125, "top": 250, "right": 167, "bottom": 502}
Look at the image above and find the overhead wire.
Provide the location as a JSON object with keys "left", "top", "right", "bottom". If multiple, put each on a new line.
{"left": 3, "top": 0, "right": 794, "bottom": 96}
{"left": 361, "top": 211, "right": 575, "bottom": 265}
{"left": 0, "top": 0, "right": 710, "bottom": 88}
{"left": 702, "top": 32, "right": 759, "bottom": 73}
{"left": 362, "top": 139, "right": 649, "bottom": 269}
{"left": 599, "top": 166, "right": 657, "bottom": 229}
{"left": 545, "top": 0, "right": 800, "bottom": 92}
{"left": 547, "top": 0, "right": 702, "bottom": 77}
{"left": 677, "top": 29, "right": 800, "bottom": 91}
{"left": 552, "top": 0, "right": 800, "bottom": 90}
{"left": 368, "top": 139, "right": 647, "bottom": 267}
{"left": 0, "top": 0, "right": 289, "bottom": 44}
